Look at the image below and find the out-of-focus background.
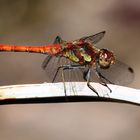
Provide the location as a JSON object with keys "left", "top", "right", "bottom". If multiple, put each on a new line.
{"left": 0, "top": 0, "right": 140, "bottom": 140}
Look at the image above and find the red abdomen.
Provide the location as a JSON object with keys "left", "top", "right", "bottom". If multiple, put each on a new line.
{"left": 0, "top": 44, "right": 62, "bottom": 55}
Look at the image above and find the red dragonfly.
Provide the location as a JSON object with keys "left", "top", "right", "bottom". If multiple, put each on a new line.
{"left": 0, "top": 31, "right": 134, "bottom": 96}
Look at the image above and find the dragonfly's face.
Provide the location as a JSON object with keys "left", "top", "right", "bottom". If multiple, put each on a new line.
{"left": 98, "top": 49, "right": 115, "bottom": 69}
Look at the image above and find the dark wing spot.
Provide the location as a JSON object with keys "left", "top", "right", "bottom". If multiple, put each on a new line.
{"left": 128, "top": 67, "right": 134, "bottom": 73}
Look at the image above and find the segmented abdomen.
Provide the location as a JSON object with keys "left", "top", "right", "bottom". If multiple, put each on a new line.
{"left": 0, "top": 44, "right": 62, "bottom": 55}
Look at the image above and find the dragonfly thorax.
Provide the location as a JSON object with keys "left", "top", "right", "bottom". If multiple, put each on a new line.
{"left": 61, "top": 42, "right": 99, "bottom": 65}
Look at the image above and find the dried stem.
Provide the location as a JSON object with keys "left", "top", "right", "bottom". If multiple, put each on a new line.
{"left": 0, "top": 82, "right": 139, "bottom": 105}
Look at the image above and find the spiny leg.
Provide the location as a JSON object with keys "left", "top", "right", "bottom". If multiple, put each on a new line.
{"left": 97, "top": 70, "right": 114, "bottom": 84}
{"left": 52, "top": 64, "right": 85, "bottom": 96}
{"left": 52, "top": 64, "right": 83, "bottom": 82}
{"left": 84, "top": 69, "right": 99, "bottom": 97}
{"left": 95, "top": 69, "right": 112, "bottom": 93}
{"left": 52, "top": 65, "right": 67, "bottom": 95}
{"left": 61, "top": 68, "right": 67, "bottom": 96}
{"left": 63, "top": 65, "right": 100, "bottom": 96}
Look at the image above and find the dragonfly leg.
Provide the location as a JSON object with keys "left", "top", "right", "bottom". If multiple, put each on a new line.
{"left": 52, "top": 64, "right": 80, "bottom": 82}
{"left": 52, "top": 64, "right": 86, "bottom": 95}
{"left": 85, "top": 69, "right": 99, "bottom": 97}
{"left": 95, "top": 70, "right": 112, "bottom": 93}
{"left": 61, "top": 68, "right": 67, "bottom": 96}
{"left": 63, "top": 65, "right": 100, "bottom": 96}
{"left": 53, "top": 67, "right": 67, "bottom": 96}
{"left": 97, "top": 70, "right": 114, "bottom": 84}
{"left": 52, "top": 65, "right": 67, "bottom": 95}
{"left": 63, "top": 64, "right": 85, "bottom": 70}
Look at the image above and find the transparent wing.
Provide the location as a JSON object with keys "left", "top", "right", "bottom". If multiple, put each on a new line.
{"left": 42, "top": 35, "right": 63, "bottom": 70}
{"left": 96, "top": 60, "right": 134, "bottom": 85}
{"left": 42, "top": 55, "right": 134, "bottom": 85}
{"left": 43, "top": 55, "right": 86, "bottom": 82}
{"left": 78, "top": 31, "right": 106, "bottom": 44}
{"left": 42, "top": 55, "right": 53, "bottom": 70}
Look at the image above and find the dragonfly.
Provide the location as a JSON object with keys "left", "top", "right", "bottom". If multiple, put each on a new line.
{"left": 0, "top": 31, "right": 134, "bottom": 96}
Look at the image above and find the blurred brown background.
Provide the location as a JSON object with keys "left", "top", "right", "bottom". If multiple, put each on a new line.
{"left": 0, "top": 0, "right": 140, "bottom": 140}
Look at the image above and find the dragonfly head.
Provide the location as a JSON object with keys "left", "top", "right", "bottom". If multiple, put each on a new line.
{"left": 98, "top": 49, "right": 115, "bottom": 69}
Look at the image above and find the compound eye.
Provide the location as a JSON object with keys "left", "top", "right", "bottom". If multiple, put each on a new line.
{"left": 100, "top": 60, "right": 110, "bottom": 68}
{"left": 98, "top": 49, "right": 115, "bottom": 69}
{"left": 99, "top": 53, "right": 110, "bottom": 69}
